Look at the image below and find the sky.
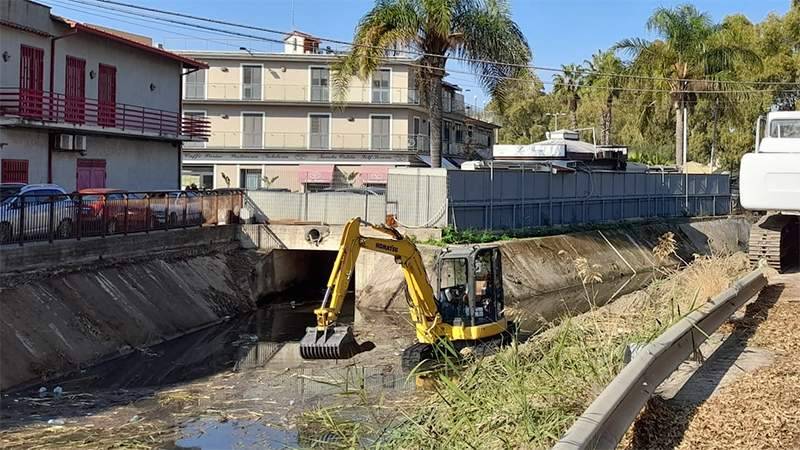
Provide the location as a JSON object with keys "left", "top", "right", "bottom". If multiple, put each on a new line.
{"left": 40, "top": 0, "right": 791, "bottom": 104}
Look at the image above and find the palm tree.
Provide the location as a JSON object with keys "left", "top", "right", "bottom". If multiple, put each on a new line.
{"left": 552, "top": 64, "right": 585, "bottom": 129}
{"left": 615, "top": 4, "right": 760, "bottom": 165}
{"left": 332, "top": 0, "right": 531, "bottom": 168}
{"left": 584, "top": 51, "right": 625, "bottom": 145}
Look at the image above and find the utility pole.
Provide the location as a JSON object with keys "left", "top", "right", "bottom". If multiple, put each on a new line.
{"left": 711, "top": 97, "right": 719, "bottom": 169}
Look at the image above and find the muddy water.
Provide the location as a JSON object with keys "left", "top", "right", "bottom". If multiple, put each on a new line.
{"left": 0, "top": 271, "right": 654, "bottom": 449}
{"left": 0, "top": 289, "right": 417, "bottom": 449}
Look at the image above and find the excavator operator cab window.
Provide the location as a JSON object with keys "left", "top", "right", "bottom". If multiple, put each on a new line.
{"left": 473, "top": 248, "right": 503, "bottom": 325}
{"left": 437, "top": 257, "right": 468, "bottom": 325}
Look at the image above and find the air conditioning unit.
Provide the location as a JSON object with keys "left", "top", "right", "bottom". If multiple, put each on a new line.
{"left": 73, "top": 135, "right": 87, "bottom": 151}
{"left": 57, "top": 134, "right": 73, "bottom": 150}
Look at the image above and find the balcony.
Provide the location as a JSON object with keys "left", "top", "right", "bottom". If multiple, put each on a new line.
{"left": 0, "top": 88, "right": 210, "bottom": 140}
{"left": 184, "top": 83, "right": 420, "bottom": 105}
{"left": 190, "top": 131, "right": 429, "bottom": 152}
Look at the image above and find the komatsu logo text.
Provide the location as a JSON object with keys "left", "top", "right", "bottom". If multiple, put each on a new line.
{"left": 375, "top": 242, "right": 399, "bottom": 253}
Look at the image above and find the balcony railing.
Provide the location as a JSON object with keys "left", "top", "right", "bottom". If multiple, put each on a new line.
{"left": 185, "top": 83, "right": 420, "bottom": 105}
{"left": 197, "top": 131, "right": 430, "bottom": 152}
{"left": 0, "top": 88, "right": 210, "bottom": 140}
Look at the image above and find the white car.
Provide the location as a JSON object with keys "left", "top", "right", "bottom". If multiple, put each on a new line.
{"left": 0, "top": 184, "right": 76, "bottom": 243}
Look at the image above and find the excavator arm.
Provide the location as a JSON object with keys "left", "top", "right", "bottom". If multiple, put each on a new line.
{"left": 300, "top": 217, "right": 441, "bottom": 359}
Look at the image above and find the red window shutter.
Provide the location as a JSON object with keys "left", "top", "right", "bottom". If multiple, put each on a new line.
{"left": 19, "top": 45, "right": 44, "bottom": 118}
{"left": 98, "top": 64, "right": 117, "bottom": 127}
{"left": 65, "top": 56, "right": 86, "bottom": 124}
{"left": 1, "top": 159, "right": 29, "bottom": 184}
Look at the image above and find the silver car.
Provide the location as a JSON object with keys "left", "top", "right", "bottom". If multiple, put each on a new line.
{"left": 0, "top": 184, "right": 76, "bottom": 244}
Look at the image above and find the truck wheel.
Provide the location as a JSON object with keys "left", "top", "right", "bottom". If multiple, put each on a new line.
{"left": 56, "top": 219, "right": 74, "bottom": 239}
{"left": 0, "top": 222, "right": 12, "bottom": 244}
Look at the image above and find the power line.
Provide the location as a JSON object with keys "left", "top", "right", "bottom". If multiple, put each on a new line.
{"left": 81, "top": 0, "right": 799, "bottom": 88}
{"left": 44, "top": 0, "right": 273, "bottom": 52}
{"left": 56, "top": 0, "right": 800, "bottom": 95}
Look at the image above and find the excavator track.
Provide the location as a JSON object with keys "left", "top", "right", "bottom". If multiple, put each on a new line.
{"left": 748, "top": 214, "right": 800, "bottom": 273}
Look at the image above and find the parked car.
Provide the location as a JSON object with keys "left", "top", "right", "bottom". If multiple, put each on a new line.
{"left": 77, "top": 189, "right": 152, "bottom": 234}
{"left": 0, "top": 184, "right": 76, "bottom": 243}
{"left": 148, "top": 191, "right": 204, "bottom": 226}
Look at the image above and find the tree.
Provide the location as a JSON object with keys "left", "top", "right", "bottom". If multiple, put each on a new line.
{"left": 584, "top": 51, "right": 625, "bottom": 145}
{"left": 615, "top": 4, "right": 760, "bottom": 166}
{"left": 552, "top": 64, "right": 585, "bottom": 129}
{"left": 333, "top": 0, "right": 531, "bottom": 168}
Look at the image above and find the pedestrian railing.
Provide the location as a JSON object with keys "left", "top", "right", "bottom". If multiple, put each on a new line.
{"left": 0, "top": 189, "right": 243, "bottom": 245}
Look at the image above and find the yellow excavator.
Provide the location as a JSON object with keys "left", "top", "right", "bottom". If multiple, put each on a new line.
{"left": 299, "top": 217, "right": 512, "bottom": 369}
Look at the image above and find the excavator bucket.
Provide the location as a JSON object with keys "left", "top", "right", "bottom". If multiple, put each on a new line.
{"left": 299, "top": 326, "right": 361, "bottom": 360}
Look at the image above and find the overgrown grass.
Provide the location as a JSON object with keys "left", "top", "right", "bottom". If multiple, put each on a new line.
{"left": 298, "top": 244, "right": 752, "bottom": 449}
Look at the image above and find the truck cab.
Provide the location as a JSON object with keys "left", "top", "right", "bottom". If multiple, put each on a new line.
{"left": 739, "top": 111, "right": 800, "bottom": 212}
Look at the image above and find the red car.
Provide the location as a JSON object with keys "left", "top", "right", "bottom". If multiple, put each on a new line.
{"left": 77, "top": 189, "right": 151, "bottom": 234}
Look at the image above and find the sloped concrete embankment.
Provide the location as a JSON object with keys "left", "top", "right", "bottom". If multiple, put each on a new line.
{"left": 356, "top": 217, "right": 750, "bottom": 329}
{"left": 0, "top": 232, "right": 272, "bottom": 391}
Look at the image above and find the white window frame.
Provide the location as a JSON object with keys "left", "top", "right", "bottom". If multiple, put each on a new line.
{"left": 308, "top": 65, "right": 331, "bottom": 103}
{"left": 183, "top": 69, "right": 207, "bottom": 100}
{"left": 368, "top": 113, "right": 393, "bottom": 151}
{"left": 240, "top": 111, "right": 265, "bottom": 149}
{"left": 370, "top": 67, "right": 392, "bottom": 104}
{"left": 183, "top": 110, "right": 208, "bottom": 148}
{"left": 307, "top": 112, "right": 332, "bottom": 150}
{"left": 240, "top": 63, "right": 264, "bottom": 101}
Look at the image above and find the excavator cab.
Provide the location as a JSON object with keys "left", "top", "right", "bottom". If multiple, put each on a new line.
{"left": 435, "top": 246, "right": 505, "bottom": 328}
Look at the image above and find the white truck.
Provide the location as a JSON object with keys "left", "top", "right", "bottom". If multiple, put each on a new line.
{"left": 739, "top": 111, "right": 800, "bottom": 272}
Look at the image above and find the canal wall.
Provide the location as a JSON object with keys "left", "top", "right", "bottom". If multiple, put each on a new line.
{"left": 0, "top": 228, "right": 269, "bottom": 391}
{"left": 355, "top": 217, "right": 751, "bottom": 327}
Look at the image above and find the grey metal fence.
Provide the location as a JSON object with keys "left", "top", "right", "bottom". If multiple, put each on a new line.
{"left": 386, "top": 168, "right": 448, "bottom": 228}
{"left": 245, "top": 190, "right": 387, "bottom": 224}
{"left": 448, "top": 170, "right": 731, "bottom": 230}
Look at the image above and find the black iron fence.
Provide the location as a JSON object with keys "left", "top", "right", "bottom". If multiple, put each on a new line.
{"left": 0, "top": 189, "right": 243, "bottom": 245}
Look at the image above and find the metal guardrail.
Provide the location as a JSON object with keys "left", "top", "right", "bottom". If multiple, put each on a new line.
{"left": 553, "top": 269, "right": 768, "bottom": 450}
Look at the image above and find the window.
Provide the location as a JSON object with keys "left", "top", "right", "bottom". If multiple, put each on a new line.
{"left": 442, "top": 90, "right": 452, "bottom": 113}
{"left": 412, "top": 116, "right": 422, "bottom": 151}
{"left": 19, "top": 45, "right": 44, "bottom": 118}
{"left": 185, "top": 69, "right": 205, "bottom": 99}
{"left": 371, "top": 69, "right": 390, "bottom": 104}
{"left": 1, "top": 159, "right": 28, "bottom": 184}
{"left": 183, "top": 111, "right": 207, "bottom": 148}
{"left": 310, "top": 67, "right": 329, "bottom": 102}
{"left": 443, "top": 121, "right": 451, "bottom": 143}
{"left": 240, "top": 169, "right": 262, "bottom": 190}
{"left": 455, "top": 123, "right": 463, "bottom": 144}
{"left": 408, "top": 74, "right": 419, "bottom": 104}
{"left": 181, "top": 166, "right": 214, "bottom": 189}
{"left": 371, "top": 115, "right": 391, "bottom": 150}
{"left": 65, "top": 56, "right": 86, "bottom": 124}
{"left": 242, "top": 113, "right": 263, "bottom": 148}
{"left": 242, "top": 65, "right": 262, "bottom": 100}
{"left": 769, "top": 119, "right": 800, "bottom": 138}
{"left": 309, "top": 114, "right": 330, "bottom": 149}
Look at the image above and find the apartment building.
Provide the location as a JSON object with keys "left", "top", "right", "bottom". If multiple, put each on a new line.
{"left": 178, "top": 32, "right": 497, "bottom": 191}
{"left": 0, "top": 0, "right": 208, "bottom": 191}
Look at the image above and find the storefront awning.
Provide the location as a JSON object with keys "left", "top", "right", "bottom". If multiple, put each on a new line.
{"left": 298, "top": 165, "right": 335, "bottom": 183}
{"left": 357, "top": 165, "right": 392, "bottom": 184}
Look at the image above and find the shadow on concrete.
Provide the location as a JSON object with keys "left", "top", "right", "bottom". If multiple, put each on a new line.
{"left": 624, "top": 282, "right": 784, "bottom": 450}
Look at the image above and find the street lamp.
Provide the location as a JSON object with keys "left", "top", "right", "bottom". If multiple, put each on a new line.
{"left": 239, "top": 46, "right": 254, "bottom": 56}
{"left": 545, "top": 112, "right": 567, "bottom": 130}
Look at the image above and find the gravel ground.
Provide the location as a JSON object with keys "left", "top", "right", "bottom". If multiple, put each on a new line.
{"left": 625, "top": 271, "right": 800, "bottom": 450}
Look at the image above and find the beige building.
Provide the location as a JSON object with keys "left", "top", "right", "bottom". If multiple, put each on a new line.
{"left": 178, "top": 32, "right": 497, "bottom": 192}
{"left": 0, "top": 0, "right": 207, "bottom": 191}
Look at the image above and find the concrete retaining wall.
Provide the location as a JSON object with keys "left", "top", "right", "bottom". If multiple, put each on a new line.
{"left": 0, "top": 229, "right": 267, "bottom": 391}
{"left": 355, "top": 217, "right": 751, "bottom": 328}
